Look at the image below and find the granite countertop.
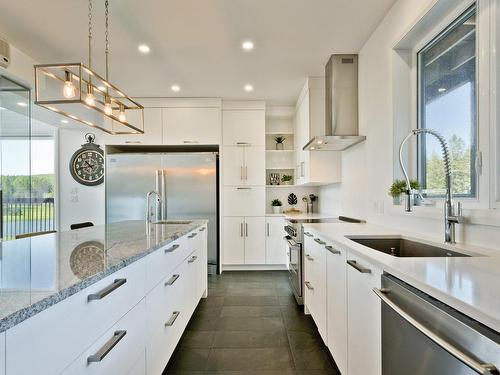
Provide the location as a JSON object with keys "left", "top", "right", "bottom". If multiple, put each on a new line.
{"left": 303, "top": 222, "right": 500, "bottom": 333}
{"left": 0, "top": 219, "right": 207, "bottom": 333}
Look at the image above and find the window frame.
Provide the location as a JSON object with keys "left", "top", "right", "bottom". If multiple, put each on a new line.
{"left": 416, "top": 4, "right": 478, "bottom": 199}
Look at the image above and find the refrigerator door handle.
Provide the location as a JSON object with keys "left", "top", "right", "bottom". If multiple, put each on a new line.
{"left": 161, "top": 169, "right": 167, "bottom": 220}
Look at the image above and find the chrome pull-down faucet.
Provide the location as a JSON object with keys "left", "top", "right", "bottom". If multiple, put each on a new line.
{"left": 146, "top": 191, "right": 162, "bottom": 223}
{"left": 399, "top": 129, "right": 463, "bottom": 244}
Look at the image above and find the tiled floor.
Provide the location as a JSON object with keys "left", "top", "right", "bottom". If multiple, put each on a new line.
{"left": 163, "top": 271, "right": 341, "bottom": 375}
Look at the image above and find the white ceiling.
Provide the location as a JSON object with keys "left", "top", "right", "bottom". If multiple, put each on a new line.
{"left": 0, "top": 0, "right": 395, "bottom": 104}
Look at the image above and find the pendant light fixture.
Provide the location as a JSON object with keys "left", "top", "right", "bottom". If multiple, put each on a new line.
{"left": 34, "top": 0, "right": 144, "bottom": 134}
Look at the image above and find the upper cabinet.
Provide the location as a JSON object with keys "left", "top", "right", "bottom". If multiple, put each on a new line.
{"left": 163, "top": 107, "right": 221, "bottom": 145}
{"left": 294, "top": 78, "right": 341, "bottom": 186}
{"left": 222, "top": 101, "right": 265, "bottom": 146}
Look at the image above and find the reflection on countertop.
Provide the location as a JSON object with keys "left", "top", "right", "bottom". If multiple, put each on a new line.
{"left": 0, "top": 219, "right": 207, "bottom": 332}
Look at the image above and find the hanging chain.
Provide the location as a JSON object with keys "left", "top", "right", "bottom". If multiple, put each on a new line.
{"left": 88, "top": 0, "right": 93, "bottom": 70}
{"left": 105, "top": 0, "right": 109, "bottom": 81}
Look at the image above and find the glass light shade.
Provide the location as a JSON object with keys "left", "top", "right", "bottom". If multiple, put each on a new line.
{"left": 34, "top": 63, "right": 144, "bottom": 134}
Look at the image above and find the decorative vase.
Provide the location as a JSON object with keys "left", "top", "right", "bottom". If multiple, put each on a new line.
{"left": 282, "top": 180, "right": 292, "bottom": 185}
{"left": 393, "top": 194, "right": 402, "bottom": 205}
{"left": 272, "top": 206, "right": 281, "bottom": 214}
{"left": 276, "top": 142, "right": 284, "bottom": 150}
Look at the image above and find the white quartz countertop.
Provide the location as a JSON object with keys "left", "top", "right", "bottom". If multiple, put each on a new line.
{"left": 302, "top": 222, "right": 500, "bottom": 333}
{"left": 266, "top": 212, "right": 339, "bottom": 220}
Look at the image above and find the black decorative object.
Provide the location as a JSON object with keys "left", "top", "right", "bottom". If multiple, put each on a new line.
{"left": 69, "top": 133, "right": 104, "bottom": 186}
{"left": 288, "top": 193, "right": 298, "bottom": 206}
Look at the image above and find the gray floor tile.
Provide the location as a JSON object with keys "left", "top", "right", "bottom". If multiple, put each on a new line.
{"left": 206, "top": 348, "right": 294, "bottom": 371}
{"left": 180, "top": 330, "right": 217, "bottom": 348}
{"left": 225, "top": 288, "right": 277, "bottom": 297}
{"left": 166, "top": 348, "right": 210, "bottom": 371}
{"left": 198, "top": 296, "right": 225, "bottom": 307}
{"left": 220, "top": 306, "right": 282, "bottom": 317}
{"left": 283, "top": 314, "right": 319, "bottom": 333}
{"left": 223, "top": 296, "right": 279, "bottom": 306}
{"left": 213, "top": 330, "right": 288, "bottom": 348}
{"left": 216, "top": 316, "right": 284, "bottom": 331}
{"left": 291, "top": 346, "right": 336, "bottom": 370}
{"left": 187, "top": 314, "right": 220, "bottom": 331}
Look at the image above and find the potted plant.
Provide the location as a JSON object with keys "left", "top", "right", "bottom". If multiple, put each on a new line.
{"left": 282, "top": 174, "right": 293, "bottom": 185}
{"left": 274, "top": 136, "right": 286, "bottom": 150}
{"left": 389, "top": 179, "right": 420, "bottom": 205}
{"left": 271, "top": 198, "right": 283, "bottom": 214}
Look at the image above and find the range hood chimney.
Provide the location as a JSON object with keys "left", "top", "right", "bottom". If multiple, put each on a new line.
{"left": 303, "top": 54, "right": 366, "bottom": 151}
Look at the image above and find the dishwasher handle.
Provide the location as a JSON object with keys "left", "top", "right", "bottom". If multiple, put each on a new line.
{"left": 373, "top": 288, "right": 499, "bottom": 375}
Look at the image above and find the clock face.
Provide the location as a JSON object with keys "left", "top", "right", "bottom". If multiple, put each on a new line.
{"left": 70, "top": 147, "right": 104, "bottom": 186}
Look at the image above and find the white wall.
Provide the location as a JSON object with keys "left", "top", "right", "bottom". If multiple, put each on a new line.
{"left": 318, "top": 0, "right": 500, "bottom": 249}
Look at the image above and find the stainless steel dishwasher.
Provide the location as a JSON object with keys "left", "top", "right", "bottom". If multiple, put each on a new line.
{"left": 374, "top": 274, "right": 500, "bottom": 375}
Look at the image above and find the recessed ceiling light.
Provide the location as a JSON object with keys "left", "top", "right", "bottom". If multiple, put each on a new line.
{"left": 244, "top": 84, "right": 253, "bottom": 92}
{"left": 138, "top": 44, "right": 151, "bottom": 54}
{"left": 61, "top": 119, "right": 69, "bottom": 124}
{"left": 17, "top": 102, "right": 28, "bottom": 107}
{"left": 171, "top": 85, "right": 180, "bottom": 92}
{"left": 97, "top": 85, "right": 106, "bottom": 91}
{"left": 242, "top": 40, "right": 254, "bottom": 51}
{"left": 438, "top": 87, "right": 447, "bottom": 93}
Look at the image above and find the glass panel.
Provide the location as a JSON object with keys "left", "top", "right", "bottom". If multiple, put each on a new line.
{"left": 417, "top": 6, "right": 477, "bottom": 197}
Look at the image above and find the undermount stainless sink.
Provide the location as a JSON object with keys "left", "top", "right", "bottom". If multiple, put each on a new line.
{"left": 152, "top": 220, "right": 193, "bottom": 225}
{"left": 348, "top": 237, "right": 471, "bottom": 257}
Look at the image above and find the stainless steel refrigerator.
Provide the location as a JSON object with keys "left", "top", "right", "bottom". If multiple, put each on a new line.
{"left": 106, "top": 150, "right": 219, "bottom": 270}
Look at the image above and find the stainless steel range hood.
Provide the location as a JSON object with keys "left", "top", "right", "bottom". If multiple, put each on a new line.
{"left": 303, "top": 54, "right": 366, "bottom": 151}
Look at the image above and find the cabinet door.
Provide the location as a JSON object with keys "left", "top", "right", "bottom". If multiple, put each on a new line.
{"left": 311, "top": 235, "right": 327, "bottom": 343}
{"left": 104, "top": 107, "right": 162, "bottom": 145}
{"left": 223, "top": 186, "right": 265, "bottom": 216}
{"left": 347, "top": 253, "right": 382, "bottom": 375}
{"left": 222, "top": 110, "right": 265, "bottom": 146}
{"left": 223, "top": 217, "right": 245, "bottom": 264}
{"left": 244, "top": 217, "right": 266, "bottom": 264}
{"left": 244, "top": 146, "right": 266, "bottom": 186}
{"left": 265, "top": 217, "right": 286, "bottom": 264}
{"left": 303, "top": 236, "right": 316, "bottom": 315}
{"left": 222, "top": 146, "right": 245, "bottom": 186}
{"left": 327, "top": 244, "right": 348, "bottom": 375}
{"left": 163, "top": 107, "right": 221, "bottom": 145}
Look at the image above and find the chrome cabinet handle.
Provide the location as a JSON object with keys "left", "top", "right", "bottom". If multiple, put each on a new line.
{"left": 240, "top": 166, "right": 244, "bottom": 180}
{"left": 304, "top": 232, "right": 313, "bottom": 237}
{"left": 199, "top": 227, "right": 206, "bottom": 232}
{"left": 188, "top": 255, "right": 198, "bottom": 263}
{"left": 325, "top": 245, "right": 341, "bottom": 255}
{"left": 165, "top": 311, "right": 181, "bottom": 327}
{"left": 305, "top": 281, "right": 314, "bottom": 290}
{"left": 267, "top": 223, "right": 270, "bottom": 237}
{"left": 87, "top": 330, "right": 127, "bottom": 363}
{"left": 183, "top": 140, "right": 199, "bottom": 144}
{"left": 236, "top": 187, "right": 252, "bottom": 190}
{"left": 164, "top": 244, "right": 180, "bottom": 253}
{"left": 305, "top": 254, "right": 314, "bottom": 261}
{"left": 88, "top": 279, "right": 127, "bottom": 301}
{"left": 245, "top": 166, "right": 248, "bottom": 180}
{"left": 124, "top": 140, "right": 142, "bottom": 144}
{"left": 188, "top": 232, "right": 198, "bottom": 238}
{"left": 240, "top": 223, "right": 244, "bottom": 237}
{"left": 314, "top": 238, "right": 326, "bottom": 245}
{"left": 373, "top": 288, "right": 499, "bottom": 375}
{"left": 236, "top": 142, "right": 251, "bottom": 146}
{"left": 245, "top": 223, "right": 248, "bottom": 237}
{"left": 347, "top": 260, "right": 371, "bottom": 274}
{"left": 165, "top": 274, "right": 180, "bottom": 286}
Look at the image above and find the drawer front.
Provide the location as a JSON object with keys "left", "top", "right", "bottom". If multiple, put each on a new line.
{"left": 62, "top": 299, "right": 147, "bottom": 375}
{"left": 6, "top": 259, "right": 146, "bottom": 375}
{"left": 146, "top": 263, "right": 187, "bottom": 375}
{"left": 146, "top": 236, "right": 186, "bottom": 291}
{"left": 223, "top": 187, "right": 265, "bottom": 216}
{"left": 127, "top": 350, "right": 146, "bottom": 375}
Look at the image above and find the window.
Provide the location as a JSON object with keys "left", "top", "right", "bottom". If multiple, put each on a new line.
{"left": 417, "top": 5, "right": 477, "bottom": 198}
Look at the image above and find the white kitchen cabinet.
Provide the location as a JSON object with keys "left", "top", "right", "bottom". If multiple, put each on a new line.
{"left": 223, "top": 186, "right": 265, "bottom": 216}
{"left": 327, "top": 242, "right": 348, "bottom": 375}
{"left": 294, "top": 78, "right": 341, "bottom": 186}
{"left": 347, "top": 252, "right": 382, "bottom": 375}
{"left": 243, "top": 217, "right": 266, "bottom": 264}
{"left": 127, "top": 350, "right": 146, "bottom": 375}
{"left": 223, "top": 217, "right": 245, "bottom": 264}
{"left": 104, "top": 108, "right": 163, "bottom": 145}
{"left": 162, "top": 107, "right": 221, "bottom": 145}
{"left": 146, "top": 236, "right": 186, "bottom": 292}
{"left": 265, "top": 217, "right": 286, "bottom": 265}
{"left": 222, "top": 146, "right": 265, "bottom": 186}
{"left": 222, "top": 110, "right": 265, "bottom": 146}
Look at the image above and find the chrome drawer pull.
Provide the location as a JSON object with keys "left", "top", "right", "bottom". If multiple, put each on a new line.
{"left": 188, "top": 232, "right": 198, "bottom": 238}
{"left": 305, "top": 281, "right": 314, "bottom": 290}
{"left": 236, "top": 142, "right": 251, "bottom": 146}
{"left": 305, "top": 254, "right": 314, "bottom": 261}
{"left": 165, "top": 311, "right": 181, "bottom": 327}
{"left": 88, "top": 279, "right": 127, "bottom": 301}
{"left": 165, "top": 274, "right": 180, "bottom": 286}
{"left": 347, "top": 260, "right": 371, "bottom": 274}
{"left": 87, "top": 330, "right": 127, "bottom": 363}
{"left": 304, "top": 232, "right": 314, "bottom": 237}
{"left": 373, "top": 288, "right": 499, "bottom": 375}
{"left": 183, "top": 140, "right": 199, "bottom": 144}
{"left": 314, "top": 238, "right": 326, "bottom": 245}
{"left": 164, "top": 244, "right": 180, "bottom": 253}
{"left": 325, "top": 245, "right": 341, "bottom": 255}
{"left": 188, "top": 255, "right": 198, "bottom": 263}
{"left": 199, "top": 227, "right": 206, "bottom": 232}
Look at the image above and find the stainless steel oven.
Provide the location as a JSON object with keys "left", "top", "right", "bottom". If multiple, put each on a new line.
{"left": 285, "top": 234, "right": 302, "bottom": 302}
{"left": 375, "top": 274, "right": 500, "bottom": 375}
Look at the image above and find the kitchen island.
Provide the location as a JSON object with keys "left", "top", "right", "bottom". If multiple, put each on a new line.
{"left": 0, "top": 219, "right": 208, "bottom": 375}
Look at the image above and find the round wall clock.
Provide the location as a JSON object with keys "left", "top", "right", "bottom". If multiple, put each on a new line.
{"left": 69, "top": 133, "right": 104, "bottom": 186}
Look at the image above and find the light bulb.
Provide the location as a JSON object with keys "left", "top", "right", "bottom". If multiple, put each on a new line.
{"left": 104, "top": 96, "right": 112, "bottom": 115}
{"left": 84, "top": 84, "right": 95, "bottom": 106}
{"left": 63, "top": 72, "right": 76, "bottom": 99}
{"left": 118, "top": 105, "right": 126, "bottom": 122}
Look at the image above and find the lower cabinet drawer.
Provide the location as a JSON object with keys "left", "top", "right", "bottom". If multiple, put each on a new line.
{"left": 62, "top": 299, "right": 147, "bottom": 375}
{"left": 146, "top": 237, "right": 186, "bottom": 291}
{"left": 146, "top": 261, "right": 187, "bottom": 375}
{"left": 6, "top": 259, "right": 146, "bottom": 375}
{"left": 127, "top": 350, "right": 146, "bottom": 375}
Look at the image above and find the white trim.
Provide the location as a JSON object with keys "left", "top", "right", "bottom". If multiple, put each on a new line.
{"left": 222, "top": 264, "right": 286, "bottom": 272}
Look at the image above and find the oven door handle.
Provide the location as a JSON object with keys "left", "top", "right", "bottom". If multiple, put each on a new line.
{"left": 284, "top": 236, "right": 300, "bottom": 250}
{"left": 373, "top": 288, "right": 499, "bottom": 375}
